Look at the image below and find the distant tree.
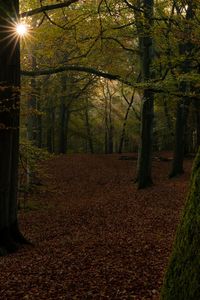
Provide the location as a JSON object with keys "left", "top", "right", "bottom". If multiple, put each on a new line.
{"left": 118, "top": 86, "right": 140, "bottom": 154}
{"left": 27, "top": 54, "right": 39, "bottom": 146}
{"left": 84, "top": 98, "right": 94, "bottom": 154}
{"left": 103, "top": 82, "right": 115, "bottom": 154}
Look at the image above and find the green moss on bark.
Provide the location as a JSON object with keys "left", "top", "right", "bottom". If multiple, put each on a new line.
{"left": 161, "top": 149, "right": 200, "bottom": 299}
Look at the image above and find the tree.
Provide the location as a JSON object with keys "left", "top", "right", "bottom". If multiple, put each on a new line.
{"left": 0, "top": 0, "right": 80, "bottom": 255}
{"left": 0, "top": 0, "right": 29, "bottom": 255}
{"left": 170, "top": 1, "right": 196, "bottom": 177}
{"left": 136, "top": 0, "right": 155, "bottom": 188}
{"left": 84, "top": 97, "right": 94, "bottom": 154}
{"left": 118, "top": 89, "right": 136, "bottom": 154}
{"left": 161, "top": 147, "right": 200, "bottom": 299}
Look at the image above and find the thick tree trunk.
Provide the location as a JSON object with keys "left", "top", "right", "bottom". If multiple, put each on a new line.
{"left": 170, "top": 2, "right": 195, "bottom": 177}
{"left": 137, "top": 90, "right": 154, "bottom": 188}
{"left": 161, "top": 148, "right": 200, "bottom": 299}
{"left": 0, "top": 0, "right": 28, "bottom": 255}
{"left": 137, "top": 0, "right": 154, "bottom": 188}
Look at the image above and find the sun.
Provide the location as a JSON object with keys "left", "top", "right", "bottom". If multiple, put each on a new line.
{"left": 16, "top": 23, "right": 28, "bottom": 37}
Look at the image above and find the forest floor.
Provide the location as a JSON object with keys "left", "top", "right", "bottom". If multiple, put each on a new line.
{"left": 0, "top": 153, "right": 193, "bottom": 300}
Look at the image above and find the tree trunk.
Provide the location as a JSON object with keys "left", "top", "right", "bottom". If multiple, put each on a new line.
{"left": 27, "top": 56, "right": 38, "bottom": 145}
{"left": 58, "top": 76, "right": 71, "bottom": 154}
{"left": 108, "top": 94, "right": 113, "bottom": 154}
{"left": 163, "top": 98, "right": 174, "bottom": 138}
{"left": 59, "top": 100, "right": 66, "bottom": 154}
{"left": 118, "top": 93, "right": 134, "bottom": 154}
{"left": 170, "top": 2, "right": 195, "bottom": 177}
{"left": 170, "top": 96, "right": 190, "bottom": 177}
{"left": 137, "top": 0, "right": 154, "bottom": 188}
{"left": 58, "top": 105, "right": 70, "bottom": 154}
{"left": 104, "top": 96, "right": 108, "bottom": 154}
{"left": 137, "top": 90, "right": 154, "bottom": 188}
{"left": 161, "top": 147, "right": 200, "bottom": 299}
{"left": 194, "top": 100, "right": 200, "bottom": 150}
{"left": 0, "top": 0, "right": 28, "bottom": 255}
{"left": 37, "top": 100, "right": 42, "bottom": 148}
{"left": 85, "top": 99, "right": 94, "bottom": 154}
{"left": 47, "top": 107, "right": 55, "bottom": 153}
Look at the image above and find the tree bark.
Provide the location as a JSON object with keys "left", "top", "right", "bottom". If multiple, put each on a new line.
{"left": 0, "top": 0, "right": 28, "bottom": 255}
{"left": 161, "top": 147, "right": 200, "bottom": 299}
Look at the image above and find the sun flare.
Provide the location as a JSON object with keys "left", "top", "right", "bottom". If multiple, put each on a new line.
{"left": 16, "top": 23, "right": 28, "bottom": 36}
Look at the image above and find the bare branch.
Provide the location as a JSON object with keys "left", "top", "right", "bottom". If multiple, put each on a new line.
{"left": 20, "top": 0, "right": 79, "bottom": 18}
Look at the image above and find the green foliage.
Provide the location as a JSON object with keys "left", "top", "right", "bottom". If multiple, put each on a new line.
{"left": 19, "top": 0, "right": 200, "bottom": 153}
{"left": 161, "top": 148, "right": 200, "bottom": 299}
{"left": 19, "top": 140, "right": 52, "bottom": 193}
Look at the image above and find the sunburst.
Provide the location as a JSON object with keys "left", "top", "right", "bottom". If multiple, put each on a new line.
{"left": 16, "top": 23, "right": 28, "bottom": 37}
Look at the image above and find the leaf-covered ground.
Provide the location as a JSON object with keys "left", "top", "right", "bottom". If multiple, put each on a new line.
{"left": 0, "top": 153, "right": 192, "bottom": 299}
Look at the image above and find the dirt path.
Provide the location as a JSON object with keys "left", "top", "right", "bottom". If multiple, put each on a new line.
{"left": 0, "top": 154, "right": 192, "bottom": 299}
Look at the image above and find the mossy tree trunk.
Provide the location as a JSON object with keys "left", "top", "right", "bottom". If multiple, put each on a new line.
{"left": 161, "top": 147, "right": 200, "bottom": 299}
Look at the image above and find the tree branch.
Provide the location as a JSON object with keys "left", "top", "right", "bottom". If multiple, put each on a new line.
{"left": 21, "top": 65, "right": 133, "bottom": 86}
{"left": 20, "top": 0, "right": 79, "bottom": 18}
{"left": 123, "top": 0, "right": 144, "bottom": 13}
